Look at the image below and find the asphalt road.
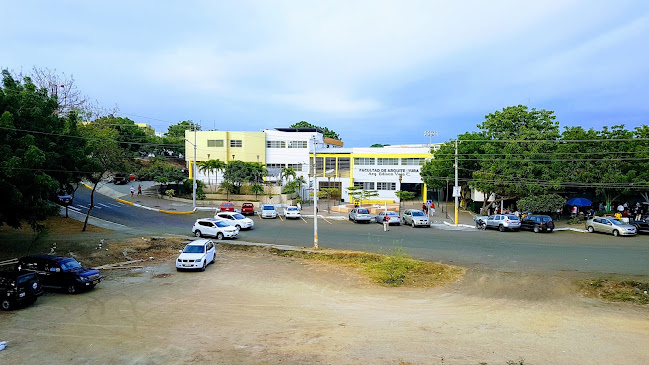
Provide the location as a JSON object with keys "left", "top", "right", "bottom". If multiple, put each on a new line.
{"left": 71, "top": 188, "right": 649, "bottom": 276}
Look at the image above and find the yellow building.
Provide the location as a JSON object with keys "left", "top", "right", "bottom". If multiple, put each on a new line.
{"left": 185, "top": 131, "right": 266, "bottom": 179}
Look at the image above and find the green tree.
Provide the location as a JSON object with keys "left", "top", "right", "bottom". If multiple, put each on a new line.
{"left": 516, "top": 194, "right": 565, "bottom": 213}
{"left": 290, "top": 121, "right": 341, "bottom": 140}
{"left": 395, "top": 190, "right": 415, "bottom": 214}
{"left": 317, "top": 188, "right": 340, "bottom": 211}
{"left": 92, "top": 115, "right": 151, "bottom": 154}
{"left": 362, "top": 190, "right": 379, "bottom": 202}
{"left": 0, "top": 70, "right": 88, "bottom": 229}
{"left": 346, "top": 186, "right": 363, "bottom": 205}
{"left": 223, "top": 160, "right": 249, "bottom": 194}
{"left": 279, "top": 166, "right": 296, "bottom": 186}
{"left": 246, "top": 162, "right": 268, "bottom": 184}
{"left": 197, "top": 160, "right": 216, "bottom": 188}
{"left": 163, "top": 120, "right": 200, "bottom": 155}
{"left": 370, "top": 143, "right": 390, "bottom": 147}
{"left": 251, "top": 183, "right": 264, "bottom": 198}
{"left": 79, "top": 123, "right": 128, "bottom": 231}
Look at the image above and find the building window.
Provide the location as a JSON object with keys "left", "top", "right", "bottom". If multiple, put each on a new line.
{"left": 289, "top": 140, "right": 308, "bottom": 148}
{"left": 377, "top": 158, "right": 398, "bottom": 165}
{"left": 316, "top": 157, "right": 324, "bottom": 172}
{"left": 266, "top": 163, "right": 286, "bottom": 169}
{"left": 353, "top": 157, "right": 375, "bottom": 165}
{"left": 353, "top": 182, "right": 375, "bottom": 190}
{"left": 377, "top": 182, "right": 396, "bottom": 190}
{"left": 266, "top": 141, "right": 286, "bottom": 148}
{"left": 207, "top": 140, "right": 224, "bottom": 147}
{"left": 402, "top": 158, "right": 425, "bottom": 165}
{"left": 325, "top": 157, "right": 336, "bottom": 173}
{"left": 230, "top": 140, "right": 243, "bottom": 148}
{"left": 287, "top": 163, "right": 302, "bottom": 172}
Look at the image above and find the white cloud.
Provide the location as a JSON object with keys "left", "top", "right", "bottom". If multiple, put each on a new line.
{"left": 271, "top": 90, "right": 381, "bottom": 113}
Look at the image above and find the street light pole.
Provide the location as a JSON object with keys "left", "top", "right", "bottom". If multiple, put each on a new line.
{"left": 424, "top": 130, "right": 438, "bottom": 148}
{"left": 398, "top": 174, "right": 403, "bottom": 215}
{"left": 454, "top": 139, "right": 459, "bottom": 226}
{"left": 193, "top": 125, "right": 197, "bottom": 210}
{"left": 312, "top": 135, "right": 318, "bottom": 249}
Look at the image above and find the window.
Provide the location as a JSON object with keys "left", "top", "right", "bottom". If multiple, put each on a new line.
{"left": 287, "top": 163, "right": 302, "bottom": 171}
{"left": 325, "top": 157, "right": 336, "bottom": 172}
{"left": 354, "top": 157, "right": 375, "bottom": 165}
{"left": 230, "top": 140, "right": 243, "bottom": 148}
{"left": 316, "top": 157, "right": 324, "bottom": 172}
{"left": 289, "top": 140, "right": 308, "bottom": 148}
{"left": 377, "top": 182, "right": 396, "bottom": 190}
{"left": 266, "top": 163, "right": 286, "bottom": 169}
{"left": 266, "top": 141, "right": 286, "bottom": 148}
{"left": 207, "top": 140, "right": 224, "bottom": 147}
{"left": 377, "top": 158, "right": 398, "bottom": 165}
{"left": 402, "top": 158, "right": 424, "bottom": 165}
{"left": 353, "top": 182, "right": 375, "bottom": 190}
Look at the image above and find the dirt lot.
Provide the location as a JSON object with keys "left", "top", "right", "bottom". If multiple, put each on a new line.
{"left": 1, "top": 245, "right": 648, "bottom": 365}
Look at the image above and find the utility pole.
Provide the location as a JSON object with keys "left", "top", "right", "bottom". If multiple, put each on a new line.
{"left": 312, "top": 135, "right": 318, "bottom": 249}
{"left": 193, "top": 123, "right": 197, "bottom": 210}
{"left": 454, "top": 139, "right": 459, "bottom": 226}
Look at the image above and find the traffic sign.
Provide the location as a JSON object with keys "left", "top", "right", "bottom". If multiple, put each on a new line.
{"left": 452, "top": 186, "right": 461, "bottom": 197}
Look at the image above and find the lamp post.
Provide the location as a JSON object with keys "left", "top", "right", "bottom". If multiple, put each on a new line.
{"left": 424, "top": 130, "right": 438, "bottom": 148}
{"left": 398, "top": 174, "right": 403, "bottom": 215}
{"left": 184, "top": 125, "right": 198, "bottom": 210}
{"left": 312, "top": 135, "right": 318, "bottom": 249}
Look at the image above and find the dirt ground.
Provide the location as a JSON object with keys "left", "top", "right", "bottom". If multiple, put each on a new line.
{"left": 1, "top": 246, "right": 648, "bottom": 365}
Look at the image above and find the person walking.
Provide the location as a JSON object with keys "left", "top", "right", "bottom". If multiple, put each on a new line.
{"left": 422, "top": 203, "right": 427, "bottom": 214}
{"left": 137, "top": 184, "right": 142, "bottom": 196}
{"left": 130, "top": 186, "right": 135, "bottom": 198}
{"left": 297, "top": 201, "right": 301, "bottom": 211}
{"left": 430, "top": 202, "right": 435, "bottom": 217}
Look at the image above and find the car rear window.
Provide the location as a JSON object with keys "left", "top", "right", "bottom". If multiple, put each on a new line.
{"left": 223, "top": 203, "right": 233, "bottom": 207}
{"left": 243, "top": 203, "right": 253, "bottom": 207}
{"left": 541, "top": 216, "right": 552, "bottom": 222}
{"left": 506, "top": 215, "right": 519, "bottom": 220}
{"left": 288, "top": 207, "right": 298, "bottom": 211}
{"left": 412, "top": 211, "right": 425, "bottom": 216}
{"left": 263, "top": 205, "right": 275, "bottom": 210}
{"left": 358, "top": 209, "right": 369, "bottom": 214}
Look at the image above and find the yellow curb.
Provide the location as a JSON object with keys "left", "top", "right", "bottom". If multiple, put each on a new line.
{"left": 116, "top": 198, "right": 134, "bottom": 205}
{"left": 83, "top": 183, "right": 93, "bottom": 189}
{"left": 159, "top": 209, "right": 195, "bottom": 215}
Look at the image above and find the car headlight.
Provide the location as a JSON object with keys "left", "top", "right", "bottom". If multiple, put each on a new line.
{"left": 195, "top": 259, "right": 201, "bottom": 262}
{"left": 177, "top": 258, "right": 181, "bottom": 262}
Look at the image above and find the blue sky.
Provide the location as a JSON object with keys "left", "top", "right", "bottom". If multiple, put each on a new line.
{"left": 3, "top": 1, "right": 649, "bottom": 147}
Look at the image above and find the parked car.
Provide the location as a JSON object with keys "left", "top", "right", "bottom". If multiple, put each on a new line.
{"left": 16, "top": 255, "right": 102, "bottom": 294}
{"left": 627, "top": 218, "right": 649, "bottom": 234}
{"left": 241, "top": 202, "right": 255, "bottom": 215}
{"left": 176, "top": 239, "right": 216, "bottom": 272}
{"left": 215, "top": 212, "right": 255, "bottom": 229}
{"left": 485, "top": 214, "right": 521, "bottom": 232}
{"left": 284, "top": 206, "right": 301, "bottom": 219}
{"left": 401, "top": 209, "right": 430, "bottom": 227}
{"left": 375, "top": 211, "right": 401, "bottom": 225}
{"left": 112, "top": 173, "right": 128, "bottom": 185}
{"left": 0, "top": 271, "right": 43, "bottom": 310}
{"left": 219, "top": 202, "right": 235, "bottom": 212}
{"left": 192, "top": 218, "right": 239, "bottom": 239}
{"left": 261, "top": 204, "right": 278, "bottom": 219}
{"left": 349, "top": 207, "right": 372, "bottom": 223}
{"left": 586, "top": 217, "right": 637, "bottom": 237}
{"left": 520, "top": 215, "right": 555, "bottom": 233}
{"left": 55, "top": 191, "right": 73, "bottom": 206}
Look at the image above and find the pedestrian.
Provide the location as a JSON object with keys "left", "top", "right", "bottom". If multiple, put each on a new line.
{"left": 617, "top": 203, "right": 624, "bottom": 213}
{"left": 137, "top": 184, "right": 142, "bottom": 196}
{"left": 430, "top": 202, "right": 435, "bottom": 217}
{"left": 422, "top": 203, "right": 427, "bottom": 214}
{"left": 571, "top": 205, "right": 578, "bottom": 218}
{"left": 130, "top": 186, "right": 135, "bottom": 198}
{"left": 598, "top": 202, "right": 604, "bottom": 212}
{"left": 297, "top": 201, "right": 301, "bottom": 211}
{"left": 556, "top": 207, "right": 562, "bottom": 220}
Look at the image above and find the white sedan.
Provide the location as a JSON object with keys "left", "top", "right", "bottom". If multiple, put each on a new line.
{"left": 192, "top": 218, "right": 239, "bottom": 239}
{"left": 215, "top": 212, "right": 255, "bottom": 230}
{"left": 176, "top": 239, "right": 216, "bottom": 271}
{"left": 284, "top": 206, "right": 301, "bottom": 219}
{"left": 261, "top": 204, "right": 278, "bottom": 219}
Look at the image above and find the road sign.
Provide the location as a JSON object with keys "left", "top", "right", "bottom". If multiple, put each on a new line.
{"left": 426, "top": 200, "right": 432, "bottom": 207}
{"left": 452, "top": 186, "right": 461, "bottom": 197}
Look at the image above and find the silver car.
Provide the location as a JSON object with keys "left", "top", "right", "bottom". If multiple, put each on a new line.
{"left": 376, "top": 211, "right": 401, "bottom": 225}
{"left": 401, "top": 209, "right": 430, "bottom": 227}
{"left": 586, "top": 217, "right": 637, "bottom": 237}
{"left": 485, "top": 214, "right": 521, "bottom": 232}
{"left": 349, "top": 207, "right": 372, "bottom": 223}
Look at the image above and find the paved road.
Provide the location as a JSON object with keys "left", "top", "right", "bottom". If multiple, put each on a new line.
{"left": 71, "top": 188, "right": 649, "bottom": 276}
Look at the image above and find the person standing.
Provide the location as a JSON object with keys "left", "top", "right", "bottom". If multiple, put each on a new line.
{"left": 430, "top": 202, "right": 435, "bottom": 217}
{"left": 571, "top": 205, "right": 578, "bottom": 217}
{"left": 422, "top": 203, "right": 427, "bottom": 214}
{"left": 130, "top": 186, "right": 135, "bottom": 198}
{"left": 297, "top": 201, "right": 301, "bottom": 211}
{"left": 137, "top": 184, "right": 142, "bottom": 196}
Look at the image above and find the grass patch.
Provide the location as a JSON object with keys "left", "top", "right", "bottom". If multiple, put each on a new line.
{"left": 257, "top": 246, "right": 465, "bottom": 287}
{"left": 0, "top": 216, "right": 110, "bottom": 235}
{"left": 581, "top": 279, "right": 649, "bottom": 305}
{"left": 219, "top": 242, "right": 256, "bottom": 251}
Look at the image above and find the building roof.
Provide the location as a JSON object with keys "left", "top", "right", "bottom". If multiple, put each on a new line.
{"left": 274, "top": 127, "right": 324, "bottom": 133}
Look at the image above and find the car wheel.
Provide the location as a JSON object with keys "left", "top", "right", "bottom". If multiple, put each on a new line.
{"left": 235, "top": 224, "right": 241, "bottom": 230}
{"left": 200, "top": 261, "right": 206, "bottom": 271}
{"left": 412, "top": 221, "right": 416, "bottom": 228}
{"left": 613, "top": 229, "right": 619, "bottom": 237}
{"left": 498, "top": 225, "right": 505, "bottom": 232}
{"left": 194, "top": 230, "right": 202, "bottom": 238}
{"left": 533, "top": 226, "right": 540, "bottom": 233}
{"left": 216, "top": 232, "right": 224, "bottom": 240}
{"left": 1, "top": 299, "right": 12, "bottom": 311}
{"left": 211, "top": 255, "right": 216, "bottom": 264}
{"left": 587, "top": 226, "right": 594, "bottom": 233}
{"left": 66, "top": 283, "right": 78, "bottom": 294}
{"left": 176, "top": 268, "right": 182, "bottom": 272}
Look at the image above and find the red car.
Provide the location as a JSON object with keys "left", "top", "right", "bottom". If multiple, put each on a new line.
{"left": 241, "top": 203, "right": 255, "bottom": 215}
{"left": 219, "top": 202, "right": 235, "bottom": 212}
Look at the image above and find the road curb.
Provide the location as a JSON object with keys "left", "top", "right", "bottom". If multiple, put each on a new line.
{"left": 116, "top": 198, "right": 134, "bottom": 205}
{"left": 159, "top": 209, "right": 196, "bottom": 215}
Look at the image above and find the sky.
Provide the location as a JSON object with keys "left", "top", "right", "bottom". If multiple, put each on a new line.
{"left": 2, "top": 1, "right": 649, "bottom": 147}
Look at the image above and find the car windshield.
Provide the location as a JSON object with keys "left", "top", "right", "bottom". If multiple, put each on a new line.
{"left": 263, "top": 206, "right": 275, "bottom": 210}
{"left": 288, "top": 207, "right": 298, "bottom": 211}
{"left": 412, "top": 211, "right": 425, "bottom": 216}
{"left": 183, "top": 245, "right": 205, "bottom": 253}
{"left": 541, "top": 216, "right": 552, "bottom": 222}
{"left": 17, "top": 273, "right": 36, "bottom": 284}
{"left": 387, "top": 212, "right": 398, "bottom": 216}
{"left": 215, "top": 221, "right": 230, "bottom": 227}
{"left": 60, "top": 259, "right": 82, "bottom": 271}
{"left": 232, "top": 213, "right": 245, "bottom": 219}
{"left": 358, "top": 209, "right": 369, "bottom": 214}
{"left": 610, "top": 219, "right": 625, "bottom": 226}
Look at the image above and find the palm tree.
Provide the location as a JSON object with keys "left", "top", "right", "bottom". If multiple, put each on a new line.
{"left": 280, "top": 166, "right": 297, "bottom": 186}
{"left": 197, "top": 161, "right": 213, "bottom": 189}
{"left": 212, "top": 159, "right": 226, "bottom": 188}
